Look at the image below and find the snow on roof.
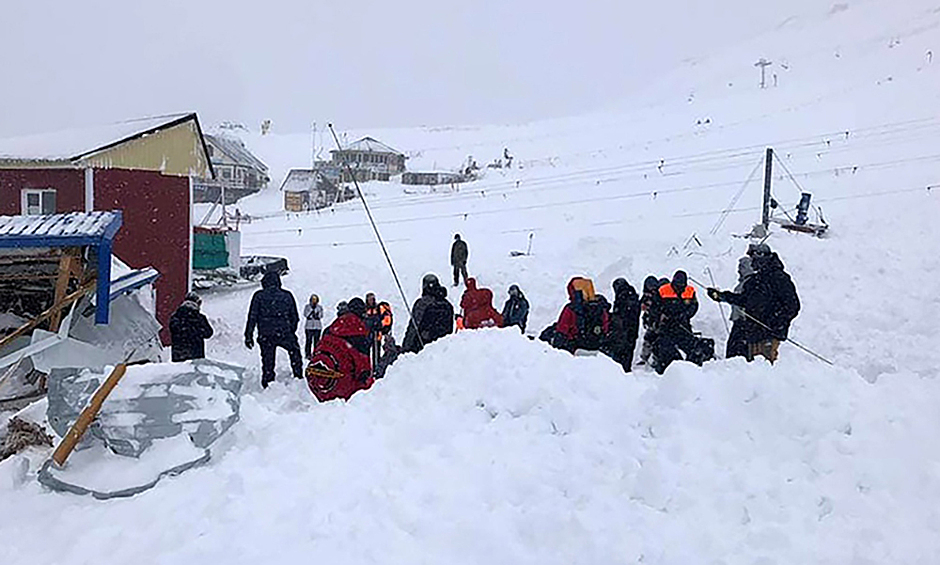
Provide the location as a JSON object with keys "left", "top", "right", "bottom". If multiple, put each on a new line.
{"left": 206, "top": 134, "right": 268, "bottom": 172}
{"left": 280, "top": 169, "right": 320, "bottom": 193}
{"left": 332, "top": 136, "right": 403, "bottom": 155}
{"left": 0, "top": 113, "right": 196, "bottom": 162}
{"left": 0, "top": 211, "right": 121, "bottom": 240}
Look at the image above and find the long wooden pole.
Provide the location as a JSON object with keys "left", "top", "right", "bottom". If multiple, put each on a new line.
{"left": 51, "top": 362, "right": 128, "bottom": 467}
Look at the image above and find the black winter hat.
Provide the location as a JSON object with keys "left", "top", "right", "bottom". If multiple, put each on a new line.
{"left": 347, "top": 297, "right": 367, "bottom": 317}
{"left": 672, "top": 270, "right": 688, "bottom": 290}
{"left": 643, "top": 275, "right": 660, "bottom": 294}
{"left": 613, "top": 277, "right": 634, "bottom": 296}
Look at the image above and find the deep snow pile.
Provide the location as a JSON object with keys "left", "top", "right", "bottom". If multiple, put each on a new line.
{"left": 3, "top": 332, "right": 940, "bottom": 563}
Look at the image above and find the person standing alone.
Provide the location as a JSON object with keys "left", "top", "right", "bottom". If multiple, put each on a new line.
{"left": 244, "top": 271, "right": 304, "bottom": 388}
{"left": 303, "top": 293, "right": 323, "bottom": 359}
{"left": 451, "top": 234, "right": 469, "bottom": 287}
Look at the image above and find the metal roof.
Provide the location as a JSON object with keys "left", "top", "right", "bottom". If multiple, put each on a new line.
{"left": 331, "top": 136, "right": 403, "bottom": 156}
{"left": 206, "top": 134, "right": 268, "bottom": 172}
{"left": 280, "top": 169, "right": 319, "bottom": 193}
{"left": 0, "top": 211, "right": 124, "bottom": 324}
{"left": 0, "top": 211, "right": 122, "bottom": 246}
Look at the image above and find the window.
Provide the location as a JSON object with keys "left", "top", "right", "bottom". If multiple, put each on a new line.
{"left": 21, "top": 189, "right": 56, "bottom": 215}
{"left": 221, "top": 167, "right": 232, "bottom": 180}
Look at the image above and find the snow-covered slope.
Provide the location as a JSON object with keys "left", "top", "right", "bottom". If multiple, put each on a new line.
{"left": 4, "top": 1, "right": 940, "bottom": 563}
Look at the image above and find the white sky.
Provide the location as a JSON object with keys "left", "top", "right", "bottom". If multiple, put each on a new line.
{"left": 0, "top": 0, "right": 815, "bottom": 136}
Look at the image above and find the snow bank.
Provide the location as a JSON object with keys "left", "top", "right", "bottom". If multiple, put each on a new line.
{"left": 3, "top": 331, "right": 939, "bottom": 563}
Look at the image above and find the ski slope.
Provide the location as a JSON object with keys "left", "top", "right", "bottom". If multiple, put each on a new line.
{"left": 4, "top": 1, "right": 940, "bottom": 563}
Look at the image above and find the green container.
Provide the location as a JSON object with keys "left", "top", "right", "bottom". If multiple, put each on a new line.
{"left": 193, "top": 232, "right": 229, "bottom": 270}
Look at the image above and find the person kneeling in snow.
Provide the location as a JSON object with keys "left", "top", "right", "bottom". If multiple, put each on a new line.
{"left": 460, "top": 278, "right": 503, "bottom": 329}
{"left": 307, "top": 297, "right": 375, "bottom": 402}
{"left": 541, "top": 277, "right": 610, "bottom": 353}
{"left": 651, "top": 270, "right": 714, "bottom": 374}
{"left": 501, "top": 284, "right": 530, "bottom": 333}
{"left": 401, "top": 274, "right": 455, "bottom": 353}
{"left": 605, "top": 278, "right": 640, "bottom": 372}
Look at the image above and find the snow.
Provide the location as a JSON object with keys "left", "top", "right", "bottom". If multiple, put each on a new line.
{"left": 0, "top": 113, "right": 194, "bottom": 161}
{"left": 4, "top": 0, "right": 940, "bottom": 562}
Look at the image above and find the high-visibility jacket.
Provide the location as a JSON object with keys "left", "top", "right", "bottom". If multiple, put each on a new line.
{"left": 657, "top": 283, "right": 698, "bottom": 329}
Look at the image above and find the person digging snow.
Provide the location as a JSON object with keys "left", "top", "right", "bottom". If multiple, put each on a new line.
{"left": 652, "top": 270, "right": 713, "bottom": 374}
{"left": 500, "top": 284, "right": 530, "bottom": 333}
{"left": 401, "top": 274, "right": 455, "bottom": 353}
{"left": 605, "top": 278, "right": 641, "bottom": 373}
{"left": 244, "top": 271, "right": 304, "bottom": 388}
{"left": 707, "top": 246, "right": 800, "bottom": 364}
{"left": 460, "top": 278, "right": 503, "bottom": 329}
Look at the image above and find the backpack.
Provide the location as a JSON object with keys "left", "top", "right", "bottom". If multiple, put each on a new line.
{"left": 575, "top": 299, "right": 608, "bottom": 351}
{"left": 419, "top": 298, "right": 453, "bottom": 342}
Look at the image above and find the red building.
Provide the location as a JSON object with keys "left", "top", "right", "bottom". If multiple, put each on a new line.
{"left": 0, "top": 113, "right": 214, "bottom": 343}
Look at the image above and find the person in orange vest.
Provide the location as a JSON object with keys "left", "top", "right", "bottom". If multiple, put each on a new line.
{"left": 364, "top": 292, "right": 394, "bottom": 373}
{"left": 651, "top": 270, "right": 713, "bottom": 374}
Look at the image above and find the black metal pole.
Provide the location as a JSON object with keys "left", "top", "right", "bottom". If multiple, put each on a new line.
{"left": 761, "top": 147, "right": 774, "bottom": 228}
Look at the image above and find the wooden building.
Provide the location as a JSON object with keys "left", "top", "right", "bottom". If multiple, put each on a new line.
{"left": 330, "top": 136, "right": 406, "bottom": 182}
{"left": 280, "top": 165, "right": 348, "bottom": 212}
{"left": 0, "top": 113, "right": 213, "bottom": 343}
{"left": 193, "top": 134, "right": 269, "bottom": 204}
{"left": 402, "top": 171, "right": 464, "bottom": 186}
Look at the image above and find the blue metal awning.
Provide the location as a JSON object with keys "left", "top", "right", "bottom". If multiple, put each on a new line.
{"left": 0, "top": 211, "right": 123, "bottom": 324}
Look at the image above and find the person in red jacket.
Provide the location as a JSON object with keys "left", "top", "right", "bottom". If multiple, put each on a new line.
{"left": 459, "top": 278, "right": 503, "bottom": 329}
{"left": 307, "top": 297, "right": 374, "bottom": 402}
{"left": 551, "top": 277, "right": 610, "bottom": 352}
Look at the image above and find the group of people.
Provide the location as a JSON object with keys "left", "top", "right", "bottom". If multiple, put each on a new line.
{"left": 167, "top": 234, "right": 801, "bottom": 403}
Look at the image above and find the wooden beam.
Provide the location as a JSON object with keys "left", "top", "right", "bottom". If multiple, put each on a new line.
{"left": 0, "top": 279, "right": 95, "bottom": 352}
{"left": 51, "top": 362, "right": 128, "bottom": 467}
{"left": 48, "top": 254, "right": 75, "bottom": 333}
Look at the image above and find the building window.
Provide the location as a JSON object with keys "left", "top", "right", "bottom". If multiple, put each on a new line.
{"left": 22, "top": 189, "right": 56, "bottom": 215}
{"left": 221, "top": 167, "right": 232, "bottom": 180}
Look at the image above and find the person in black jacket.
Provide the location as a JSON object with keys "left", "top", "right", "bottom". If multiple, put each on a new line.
{"left": 707, "top": 249, "right": 800, "bottom": 363}
{"left": 451, "top": 234, "right": 469, "bottom": 287}
{"left": 169, "top": 292, "right": 213, "bottom": 362}
{"left": 401, "top": 274, "right": 455, "bottom": 353}
{"left": 605, "top": 278, "right": 641, "bottom": 372}
{"left": 500, "top": 284, "right": 529, "bottom": 333}
{"left": 244, "top": 271, "right": 303, "bottom": 387}
{"left": 637, "top": 275, "right": 662, "bottom": 366}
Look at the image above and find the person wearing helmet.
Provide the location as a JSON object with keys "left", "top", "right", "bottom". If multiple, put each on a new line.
{"left": 401, "top": 273, "right": 455, "bottom": 353}
{"left": 169, "top": 292, "right": 214, "bottom": 362}
{"left": 500, "top": 284, "right": 530, "bottom": 333}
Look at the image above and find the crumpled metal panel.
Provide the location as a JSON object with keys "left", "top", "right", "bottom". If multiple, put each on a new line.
{"left": 47, "top": 359, "right": 244, "bottom": 457}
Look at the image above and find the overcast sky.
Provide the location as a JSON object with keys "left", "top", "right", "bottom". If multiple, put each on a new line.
{"left": 0, "top": 0, "right": 808, "bottom": 136}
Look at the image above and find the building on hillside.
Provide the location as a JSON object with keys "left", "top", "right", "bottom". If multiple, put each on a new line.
{"left": 402, "top": 171, "right": 465, "bottom": 186}
{"left": 330, "top": 136, "right": 406, "bottom": 182}
{"left": 193, "top": 134, "right": 269, "bottom": 204}
{"left": 0, "top": 112, "right": 213, "bottom": 344}
{"left": 280, "top": 165, "right": 350, "bottom": 212}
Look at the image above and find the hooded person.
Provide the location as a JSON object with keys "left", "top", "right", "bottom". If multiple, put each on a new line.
{"left": 169, "top": 292, "right": 214, "bottom": 362}
{"left": 605, "top": 278, "right": 641, "bottom": 372}
{"left": 725, "top": 256, "right": 756, "bottom": 359}
{"left": 652, "top": 270, "right": 712, "bottom": 374}
{"left": 244, "top": 271, "right": 304, "bottom": 388}
{"left": 550, "top": 277, "right": 610, "bottom": 353}
{"left": 401, "top": 274, "right": 455, "bottom": 353}
{"left": 307, "top": 296, "right": 375, "bottom": 402}
{"left": 638, "top": 275, "right": 663, "bottom": 365}
{"left": 708, "top": 248, "right": 800, "bottom": 363}
{"left": 460, "top": 278, "right": 503, "bottom": 329}
{"left": 501, "top": 284, "right": 530, "bottom": 332}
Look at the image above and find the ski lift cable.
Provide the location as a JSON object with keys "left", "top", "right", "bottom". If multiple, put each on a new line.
{"left": 328, "top": 124, "right": 423, "bottom": 349}
{"left": 710, "top": 157, "right": 764, "bottom": 236}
